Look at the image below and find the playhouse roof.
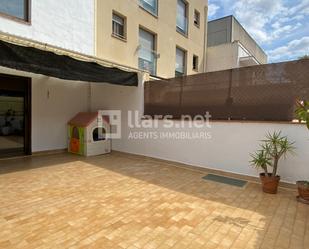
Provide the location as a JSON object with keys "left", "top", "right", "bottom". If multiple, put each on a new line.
{"left": 68, "top": 112, "right": 98, "bottom": 127}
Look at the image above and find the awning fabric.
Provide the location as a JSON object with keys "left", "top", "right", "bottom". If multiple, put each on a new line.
{"left": 0, "top": 40, "right": 138, "bottom": 86}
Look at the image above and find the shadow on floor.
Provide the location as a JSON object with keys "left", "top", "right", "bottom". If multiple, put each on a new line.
{"left": 0, "top": 151, "right": 305, "bottom": 248}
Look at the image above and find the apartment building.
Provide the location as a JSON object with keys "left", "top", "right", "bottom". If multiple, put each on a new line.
{"left": 96, "top": 0, "right": 208, "bottom": 78}
{"left": 0, "top": 0, "right": 138, "bottom": 157}
{"left": 206, "top": 15, "right": 267, "bottom": 72}
{"left": 0, "top": 0, "right": 208, "bottom": 156}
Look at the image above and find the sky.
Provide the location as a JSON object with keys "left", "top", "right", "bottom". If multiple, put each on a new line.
{"left": 208, "top": 0, "right": 309, "bottom": 63}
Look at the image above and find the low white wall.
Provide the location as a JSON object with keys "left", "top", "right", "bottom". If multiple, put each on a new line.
{"left": 91, "top": 78, "right": 309, "bottom": 184}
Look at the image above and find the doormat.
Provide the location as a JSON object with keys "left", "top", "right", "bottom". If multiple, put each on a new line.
{"left": 202, "top": 174, "right": 247, "bottom": 187}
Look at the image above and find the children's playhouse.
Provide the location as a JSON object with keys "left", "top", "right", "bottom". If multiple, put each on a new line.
{"left": 68, "top": 112, "right": 111, "bottom": 156}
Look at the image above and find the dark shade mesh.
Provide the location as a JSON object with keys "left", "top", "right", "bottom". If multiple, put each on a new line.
{"left": 0, "top": 40, "right": 138, "bottom": 86}
{"left": 145, "top": 59, "right": 309, "bottom": 121}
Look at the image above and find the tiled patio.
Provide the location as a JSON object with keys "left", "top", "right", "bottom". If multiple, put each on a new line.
{"left": 0, "top": 152, "right": 308, "bottom": 249}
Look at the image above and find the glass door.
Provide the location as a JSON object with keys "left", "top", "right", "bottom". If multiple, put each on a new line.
{"left": 0, "top": 90, "right": 25, "bottom": 155}
{"left": 0, "top": 74, "right": 31, "bottom": 157}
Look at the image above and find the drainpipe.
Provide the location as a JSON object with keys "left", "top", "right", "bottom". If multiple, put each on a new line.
{"left": 202, "top": 5, "right": 208, "bottom": 73}
{"left": 87, "top": 82, "right": 92, "bottom": 112}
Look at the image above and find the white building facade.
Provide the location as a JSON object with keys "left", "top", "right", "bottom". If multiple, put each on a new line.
{"left": 0, "top": 0, "right": 95, "bottom": 55}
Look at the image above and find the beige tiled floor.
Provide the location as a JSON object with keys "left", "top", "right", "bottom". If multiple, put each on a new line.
{"left": 0, "top": 152, "right": 308, "bottom": 249}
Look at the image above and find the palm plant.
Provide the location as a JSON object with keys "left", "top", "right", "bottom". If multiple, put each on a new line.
{"left": 263, "top": 131, "right": 295, "bottom": 176}
{"left": 250, "top": 131, "right": 295, "bottom": 177}
{"left": 250, "top": 148, "right": 272, "bottom": 175}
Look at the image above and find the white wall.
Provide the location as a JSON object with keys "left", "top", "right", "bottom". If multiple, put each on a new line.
{"left": 31, "top": 76, "right": 89, "bottom": 152}
{"left": 90, "top": 78, "right": 309, "bottom": 184}
{"left": 0, "top": 67, "right": 89, "bottom": 152}
{"left": 0, "top": 0, "right": 95, "bottom": 55}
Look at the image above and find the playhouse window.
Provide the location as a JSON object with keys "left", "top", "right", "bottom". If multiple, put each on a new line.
{"left": 93, "top": 128, "right": 106, "bottom": 141}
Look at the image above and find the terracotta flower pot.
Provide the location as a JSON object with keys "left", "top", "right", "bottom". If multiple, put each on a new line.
{"left": 260, "top": 173, "right": 280, "bottom": 194}
{"left": 297, "top": 181, "right": 309, "bottom": 204}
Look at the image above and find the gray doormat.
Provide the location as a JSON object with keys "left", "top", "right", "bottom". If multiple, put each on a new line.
{"left": 202, "top": 174, "right": 247, "bottom": 187}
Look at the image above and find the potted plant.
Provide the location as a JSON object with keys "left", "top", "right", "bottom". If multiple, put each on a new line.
{"left": 295, "top": 100, "right": 309, "bottom": 203}
{"left": 250, "top": 131, "right": 295, "bottom": 194}
{"left": 1, "top": 109, "right": 15, "bottom": 135}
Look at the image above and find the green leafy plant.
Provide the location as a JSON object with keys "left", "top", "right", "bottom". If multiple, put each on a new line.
{"left": 298, "top": 55, "right": 309, "bottom": 60}
{"left": 250, "top": 148, "right": 272, "bottom": 175}
{"left": 295, "top": 100, "right": 309, "bottom": 199}
{"left": 250, "top": 131, "right": 295, "bottom": 177}
{"left": 295, "top": 100, "right": 309, "bottom": 129}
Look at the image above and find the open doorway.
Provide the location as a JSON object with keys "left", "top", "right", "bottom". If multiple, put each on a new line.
{"left": 0, "top": 74, "right": 31, "bottom": 157}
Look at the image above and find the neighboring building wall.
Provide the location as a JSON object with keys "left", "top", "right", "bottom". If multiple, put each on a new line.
{"left": 206, "top": 42, "right": 238, "bottom": 72}
{"left": 207, "top": 15, "right": 232, "bottom": 47}
{"left": 207, "top": 16, "right": 267, "bottom": 72}
{"left": 231, "top": 17, "right": 267, "bottom": 64}
{"left": 90, "top": 81, "right": 309, "bottom": 184}
{"left": 96, "top": 0, "right": 208, "bottom": 78}
{"left": 0, "top": 0, "right": 95, "bottom": 55}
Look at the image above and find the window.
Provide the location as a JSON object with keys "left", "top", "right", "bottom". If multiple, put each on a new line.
{"left": 139, "top": 0, "right": 158, "bottom": 16}
{"left": 194, "top": 9, "right": 200, "bottom": 27}
{"left": 175, "top": 47, "right": 186, "bottom": 77}
{"left": 193, "top": 55, "right": 199, "bottom": 71}
{"left": 176, "top": 0, "right": 188, "bottom": 35}
{"left": 112, "top": 12, "right": 126, "bottom": 40}
{"left": 0, "top": 0, "right": 30, "bottom": 22}
{"left": 138, "top": 28, "right": 157, "bottom": 75}
{"left": 93, "top": 128, "right": 106, "bottom": 142}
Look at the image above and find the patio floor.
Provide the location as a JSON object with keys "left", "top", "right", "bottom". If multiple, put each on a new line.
{"left": 0, "top": 152, "right": 308, "bottom": 249}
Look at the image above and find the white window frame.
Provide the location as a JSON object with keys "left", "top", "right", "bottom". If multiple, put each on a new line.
{"left": 175, "top": 46, "right": 187, "bottom": 76}
{"left": 112, "top": 11, "right": 126, "bottom": 40}
{"left": 176, "top": 0, "right": 188, "bottom": 35}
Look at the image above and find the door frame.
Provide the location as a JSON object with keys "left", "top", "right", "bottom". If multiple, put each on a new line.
{"left": 0, "top": 73, "right": 32, "bottom": 156}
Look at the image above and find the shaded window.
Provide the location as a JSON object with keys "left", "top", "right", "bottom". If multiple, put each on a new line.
{"left": 193, "top": 55, "right": 199, "bottom": 71}
{"left": 112, "top": 12, "right": 126, "bottom": 40}
{"left": 0, "top": 0, "right": 30, "bottom": 22}
{"left": 93, "top": 127, "right": 106, "bottom": 142}
{"left": 139, "top": 0, "right": 158, "bottom": 16}
{"left": 138, "top": 28, "right": 157, "bottom": 75}
{"left": 176, "top": 0, "right": 188, "bottom": 35}
{"left": 194, "top": 9, "right": 200, "bottom": 27}
{"left": 175, "top": 47, "right": 186, "bottom": 77}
